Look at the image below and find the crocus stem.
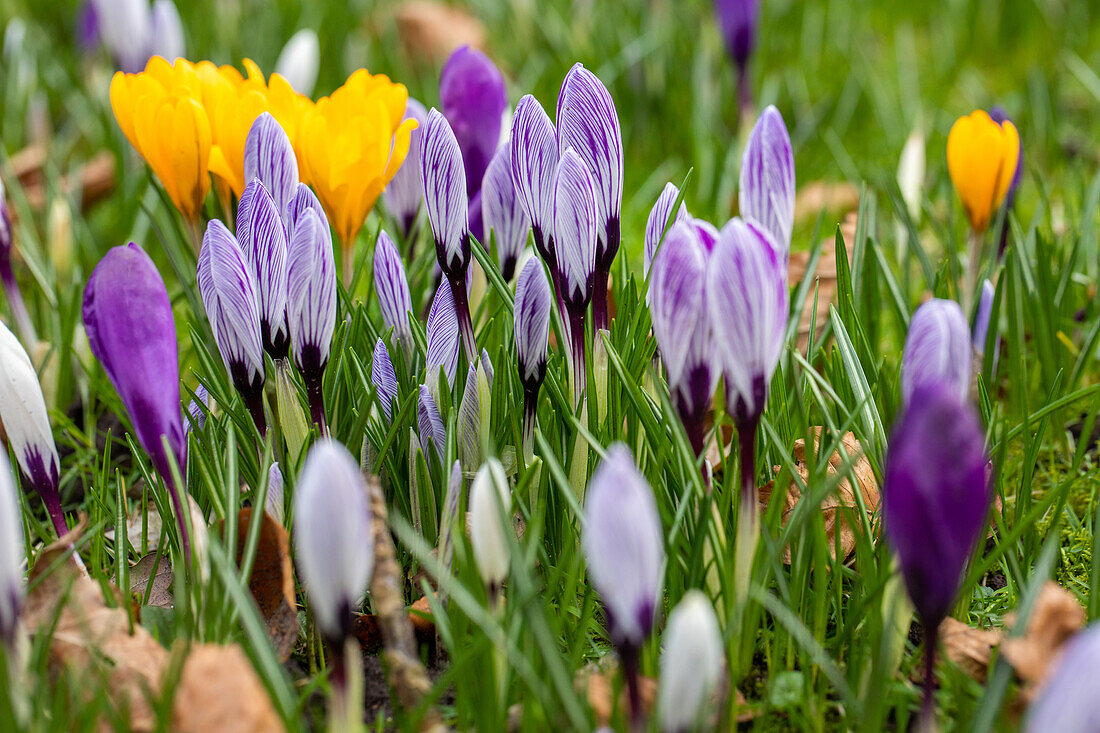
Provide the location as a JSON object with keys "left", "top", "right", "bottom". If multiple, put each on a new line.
{"left": 680, "top": 406, "right": 706, "bottom": 461}
{"left": 964, "top": 228, "right": 983, "bottom": 312}
{"left": 449, "top": 275, "right": 477, "bottom": 363}
{"left": 522, "top": 383, "right": 540, "bottom": 466}
{"left": 733, "top": 415, "right": 760, "bottom": 610}
{"left": 919, "top": 624, "right": 939, "bottom": 733}
{"left": 38, "top": 482, "right": 68, "bottom": 538}
{"left": 327, "top": 636, "right": 363, "bottom": 733}
{"left": 592, "top": 268, "right": 610, "bottom": 332}
{"left": 569, "top": 309, "right": 587, "bottom": 409}
{"left": 737, "top": 63, "right": 753, "bottom": 123}
{"left": 243, "top": 387, "right": 268, "bottom": 439}
{"left": 619, "top": 642, "right": 645, "bottom": 733}
{"left": 165, "top": 477, "right": 192, "bottom": 565}
{"left": 305, "top": 371, "right": 328, "bottom": 435}
{"left": 0, "top": 261, "right": 35, "bottom": 345}
{"left": 341, "top": 243, "right": 354, "bottom": 289}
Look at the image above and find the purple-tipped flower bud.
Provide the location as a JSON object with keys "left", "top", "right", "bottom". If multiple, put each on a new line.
{"left": 0, "top": 320, "right": 65, "bottom": 535}
{"left": 739, "top": 106, "right": 795, "bottom": 260}
{"left": 286, "top": 203, "right": 337, "bottom": 378}
{"left": 425, "top": 282, "right": 460, "bottom": 391}
{"left": 553, "top": 148, "right": 599, "bottom": 311}
{"left": 988, "top": 107, "right": 1023, "bottom": 210}
{"left": 0, "top": 452, "right": 24, "bottom": 647}
{"left": 480, "top": 348, "right": 494, "bottom": 388}
{"left": 421, "top": 108, "right": 471, "bottom": 280}
{"left": 371, "top": 339, "right": 398, "bottom": 423}
{"left": 510, "top": 95, "right": 560, "bottom": 264}
{"left": 468, "top": 457, "right": 511, "bottom": 594}
{"left": 183, "top": 383, "right": 209, "bottom": 436}
{"left": 706, "top": 219, "right": 787, "bottom": 426}
{"left": 384, "top": 99, "right": 429, "bottom": 239}
{"left": 244, "top": 113, "right": 298, "bottom": 234}
{"left": 440, "top": 45, "right": 507, "bottom": 199}
{"left": 483, "top": 144, "right": 530, "bottom": 281}
{"left": 884, "top": 381, "right": 990, "bottom": 627}
{"left": 583, "top": 443, "right": 664, "bottom": 649}
{"left": 901, "top": 298, "right": 971, "bottom": 405}
{"left": 1025, "top": 624, "right": 1100, "bottom": 732}
{"left": 514, "top": 258, "right": 551, "bottom": 390}
{"left": 644, "top": 183, "right": 689, "bottom": 277}
{"left": 973, "top": 280, "right": 996, "bottom": 356}
{"left": 293, "top": 438, "right": 374, "bottom": 642}
{"left": 237, "top": 178, "right": 289, "bottom": 358}
{"left": 374, "top": 230, "right": 413, "bottom": 346}
{"left": 417, "top": 384, "right": 446, "bottom": 465}
{"left": 713, "top": 0, "right": 758, "bottom": 70}
{"left": 658, "top": 591, "right": 724, "bottom": 733}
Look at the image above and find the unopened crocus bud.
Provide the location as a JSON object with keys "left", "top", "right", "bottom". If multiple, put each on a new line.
{"left": 183, "top": 383, "right": 209, "bottom": 436}
{"left": 1025, "top": 624, "right": 1100, "bottom": 732}
{"left": 901, "top": 298, "right": 971, "bottom": 405}
{"left": 510, "top": 95, "right": 560, "bottom": 271}
{"left": 514, "top": 258, "right": 551, "bottom": 461}
{"left": 739, "top": 106, "right": 795, "bottom": 261}
{"left": 83, "top": 243, "right": 189, "bottom": 555}
{"left": 417, "top": 385, "right": 446, "bottom": 466}
{"left": 897, "top": 128, "right": 926, "bottom": 223}
{"left": 293, "top": 439, "right": 374, "bottom": 642}
{"left": 372, "top": 339, "right": 398, "bottom": 423}
{"left": 713, "top": 0, "right": 758, "bottom": 111}
{"left": 458, "top": 358, "right": 491, "bottom": 473}
{"left": 0, "top": 320, "right": 65, "bottom": 535}
{"left": 244, "top": 113, "right": 298, "bottom": 235}
{"left": 482, "top": 144, "right": 530, "bottom": 282}
{"left": 437, "top": 460, "right": 463, "bottom": 603}
{"left": 0, "top": 452, "right": 23, "bottom": 647}
{"left": 644, "top": 183, "right": 689, "bottom": 277}
{"left": 972, "top": 280, "right": 1000, "bottom": 371}
{"left": 468, "top": 458, "right": 511, "bottom": 597}
{"left": 274, "top": 29, "right": 320, "bottom": 96}
{"left": 650, "top": 221, "right": 717, "bottom": 456}
{"left": 266, "top": 462, "right": 284, "bottom": 524}
{"left": 93, "top": 0, "right": 183, "bottom": 73}
{"left": 237, "top": 178, "right": 290, "bottom": 359}
{"left": 148, "top": 0, "right": 183, "bottom": 62}
{"left": 374, "top": 230, "right": 414, "bottom": 350}
{"left": 557, "top": 63, "right": 623, "bottom": 331}
{"left": 658, "top": 591, "right": 724, "bottom": 733}
{"left": 384, "top": 99, "right": 429, "bottom": 241}
{"left": 479, "top": 348, "right": 494, "bottom": 388}
{"left": 440, "top": 46, "right": 507, "bottom": 200}
{"left": 425, "top": 282, "right": 460, "bottom": 394}
{"left": 197, "top": 220, "right": 267, "bottom": 435}
{"left": 947, "top": 110, "right": 1020, "bottom": 235}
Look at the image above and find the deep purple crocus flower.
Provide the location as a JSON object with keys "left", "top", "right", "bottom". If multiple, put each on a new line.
{"left": 713, "top": 0, "right": 759, "bottom": 113}
{"left": 740, "top": 105, "right": 795, "bottom": 261}
{"left": 83, "top": 243, "right": 190, "bottom": 556}
{"left": 1026, "top": 624, "right": 1100, "bottom": 732}
{"left": 440, "top": 45, "right": 507, "bottom": 200}
{"left": 884, "top": 380, "right": 990, "bottom": 724}
{"left": 384, "top": 99, "right": 429, "bottom": 244}
{"left": 77, "top": 2, "right": 100, "bottom": 53}
{"left": 482, "top": 144, "right": 530, "bottom": 282}
{"left": 901, "top": 298, "right": 971, "bottom": 406}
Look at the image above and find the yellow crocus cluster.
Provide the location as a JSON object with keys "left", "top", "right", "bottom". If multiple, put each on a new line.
{"left": 946, "top": 110, "right": 1020, "bottom": 234}
{"left": 110, "top": 56, "right": 416, "bottom": 248}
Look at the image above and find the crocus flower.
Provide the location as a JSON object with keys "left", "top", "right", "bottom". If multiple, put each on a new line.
{"left": 650, "top": 220, "right": 718, "bottom": 457}
{"left": 76, "top": 2, "right": 100, "bottom": 53}
{"left": 988, "top": 106, "right": 1023, "bottom": 255}
{"left": 183, "top": 383, "right": 209, "bottom": 436}
{"left": 0, "top": 179, "right": 35, "bottom": 346}
{"left": 1026, "top": 623, "right": 1100, "bottom": 732}
{"left": 557, "top": 63, "right": 623, "bottom": 331}
{"left": 901, "top": 298, "right": 971, "bottom": 406}
{"left": 0, "top": 321, "right": 65, "bottom": 535}
{"left": 440, "top": 46, "right": 507, "bottom": 200}
{"left": 713, "top": 0, "right": 759, "bottom": 113}
{"left": 0, "top": 452, "right": 24, "bottom": 647}
{"left": 83, "top": 243, "right": 189, "bottom": 556}
{"left": 244, "top": 112, "right": 299, "bottom": 234}
{"left": 584, "top": 443, "right": 664, "bottom": 729}
{"left": 946, "top": 110, "right": 1020, "bottom": 235}
{"left": 422, "top": 108, "right": 477, "bottom": 361}
{"left": 425, "top": 282, "right": 460, "bottom": 394}
{"left": 374, "top": 230, "right": 414, "bottom": 352}
{"left": 383, "top": 99, "right": 429, "bottom": 242}
{"left": 197, "top": 220, "right": 267, "bottom": 435}
{"left": 93, "top": 0, "right": 184, "bottom": 73}
{"left": 643, "top": 182, "right": 689, "bottom": 277}
{"left": 739, "top": 105, "right": 795, "bottom": 261}
{"left": 274, "top": 29, "right": 320, "bottom": 97}
{"left": 417, "top": 385, "right": 446, "bottom": 466}
{"left": 482, "top": 144, "right": 530, "bottom": 281}
{"left": 237, "top": 178, "right": 290, "bottom": 359}
{"left": 266, "top": 462, "right": 284, "bottom": 524}
{"left": 458, "top": 357, "right": 491, "bottom": 473}
{"left": 883, "top": 381, "right": 990, "bottom": 724}
{"left": 468, "top": 457, "right": 511, "bottom": 600}
{"left": 510, "top": 95, "right": 560, "bottom": 279}
{"left": 514, "top": 258, "right": 551, "bottom": 462}
{"left": 293, "top": 438, "right": 374, "bottom": 643}
{"left": 658, "top": 591, "right": 724, "bottom": 733}
{"left": 972, "top": 280, "right": 999, "bottom": 367}
{"left": 371, "top": 339, "right": 398, "bottom": 423}
{"left": 554, "top": 147, "right": 599, "bottom": 407}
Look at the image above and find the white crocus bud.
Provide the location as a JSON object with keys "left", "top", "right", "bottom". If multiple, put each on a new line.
{"left": 274, "top": 29, "right": 320, "bottom": 97}
{"left": 468, "top": 458, "right": 511, "bottom": 598}
{"left": 658, "top": 591, "right": 724, "bottom": 733}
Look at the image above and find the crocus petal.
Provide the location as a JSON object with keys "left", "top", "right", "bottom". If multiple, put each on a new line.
{"left": 643, "top": 182, "right": 689, "bottom": 277}
{"left": 440, "top": 45, "right": 507, "bottom": 198}
{"left": 946, "top": 110, "right": 1020, "bottom": 234}
{"left": 1026, "top": 624, "right": 1100, "bottom": 732}
{"left": 384, "top": 99, "right": 429, "bottom": 237}
{"left": 374, "top": 230, "right": 413, "bottom": 344}
{"left": 244, "top": 112, "right": 299, "bottom": 234}
{"left": 658, "top": 591, "right": 724, "bottom": 733}
{"left": 417, "top": 385, "right": 446, "bottom": 465}
{"left": 469, "top": 458, "right": 511, "bottom": 590}
{"left": 425, "top": 282, "right": 460, "bottom": 389}
{"left": 713, "top": 0, "right": 759, "bottom": 68}
{"left": 0, "top": 452, "right": 24, "bottom": 646}
{"left": 293, "top": 438, "right": 374, "bottom": 641}
{"left": 148, "top": 0, "right": 184, "bottom": 63}
{"left": 237, "top": 178, "right": 289, "bottom": 356}
{"left": 583, "top": 443, "right": 664, "bottom": 648}
{"left": 266, "top": 462, "right": 284, "bottom": 524}
{"left": 94, "top": 0, "right": 151, "bottom": 73}
{"left": 371, "top": 339, "right": 398, "bottom": 423}
{"left": 739, "top": 105, "right": 795, "bottom": 259}
{"left": 901, "top": 298, "right": 971, "bottom": 405}
{"left": 552, "top": 147, "right": 599, "bottom": 308}
{"left": 514, "top": 258, "right": 552, "bottom": 387}
{"left": 274, "top": 29, "right": 320, "bottom": 97}
{"left": 183, "top": 383, "right": 209, "bottom": 436}
{"left": 421, "top": 108, "right": 470, "bottom": 277}
{"left": 510, "top": 95, "right": 560, "bottom": 249}
{"left": 286, "top": 206, "right": 337, "bottom": 377}
{"left": 458, "top": 363, "right": 480, "bottom": 472}
{"left": 482, "top": 144, "right": 530, "bottom": 281}
{"left": 988, "top": 106, "right": 1024, "bottom": 209}
{"left": 973, "top": 280, "right": 996, "bottom": 355}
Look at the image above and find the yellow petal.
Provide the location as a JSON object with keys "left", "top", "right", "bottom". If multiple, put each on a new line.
{"left": 947, "top": 110, "right": 1020, "bottom": 233}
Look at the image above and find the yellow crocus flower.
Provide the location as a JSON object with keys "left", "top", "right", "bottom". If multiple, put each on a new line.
{"left": 946, "top": 110, "right": 1020, "bottom": 234}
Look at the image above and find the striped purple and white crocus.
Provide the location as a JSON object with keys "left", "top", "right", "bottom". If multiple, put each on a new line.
{"left": 374, "top": 230, "right": 414, "bottom": 358}
{"left": 514, "top": 258, "right": 552, "bottom": 462}
{"left": 425, "top": 281, "right": 461, "bottom": 395}
{"left": 901, "top": 298, "right": 971, "bottom": 406}
{"left": 384, "top": 99, "right": 428, "bottom": 244}
{"left": 482, "top": 144, "right": 530, "bottom": 282}
{"left": 510, "top": 96, "right": 562, "bottom": 309}
{"left": 739, "top": 105, "right": 795, "bottom": 263}
{"left": 236, "top": 177, "right": 289, "bottom": 360}
{"left": 371, "top": 339, "right": 399, "bottom": 423}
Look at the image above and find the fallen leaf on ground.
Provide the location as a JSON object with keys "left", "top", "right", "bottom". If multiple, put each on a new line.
{"left": 394, "top": 1, "right": 486, "bottom": 63}
{"left": 106, "top": 501, "right": 166, "bottom": 554}
{"left": 172, "top": 644, "right": 284, "bottom": 733}
{"left": 9, "top": 145, "right": 115, "bottom": 212}
{"left": 910, "top": 617, "right": 1001, "bottom": 683}
{"left": 1001, "top": 581, "right": 1085, "bottom": 700}
{"left": 757, "top": 429, "right": 879, "bottom": 562}
{"left": 352, "top": 594, "right": 438, "bottom": 653}
{"left": 129, "top": 551, "right": 173, "bottom": 609}
{"left": 793, "top": 181, "right": 860, "bottom": 224}
{"left": 789, "top": 213, "right": 857, "bottom": 352}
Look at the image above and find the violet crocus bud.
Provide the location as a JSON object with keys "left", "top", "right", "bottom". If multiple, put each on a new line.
{"left": 384, "top": 99, "right": 429, "bottom": 242}
{"left": 650, "top": 221, "right": 718, "bottom": 457}
{"left": 274, "top": 29, "right": 320, "bottom": 96}
{"left": 901, "top": 298, "right": 971, "bottom": 406}
{"left": 440, "top": 45, "right": 507, "bottom": 199}
{"left": 883, "top": 381, "right": 990, "bottom": 722}
{"left": 657, "top": 591, "right": 724, "bottom": 733}
{"left": 372, "top": 339, "right": 399, "bottom": 424}
{"left": 510, "top": 95, "right": 560, "bottom": 274}
{"left": 374, "top": 230, "right": 414, "bottom": 351}
{"left": 237, "top": 178, "right": 290, "bottom": 359}
{"left": 183, "top": 383, "right": 209, "bottom": 436}
{"left": 83, "top": 243, "right": 189, "bottom": 555}
{"left": 514, "top": 258, "right": 551, "bottom": 462}
{"left": 425, "top": 281, "right": 460, "bottom": 394}
{"left": 244, "top": 113, "right": 298, "bottom": 235}
{"left": 417, "top": 384, "right": 446, "bottom": 467}
{"left": 197, "top": 220, "right": 267, "bottom": 435}
{"left": 972, "top": 280, "right": 999, "bottom": 370}
{"left": 557, "top": 63, "right": 623, "bottom": 331}
{"left": 0, "top": 452, "right": 24, "bottom": 647}
{"left": 76, "top": 2, "right": 100, "bottom": 53}
{"left": 739, "top": 106, "right": 795, "bottom": 261}
{"left": 644, "top": 182, "right": 689, "bottom": 277}
{"left": 713, "top": 0, "right": 759, "bottom": 113}
{"left": 422, "top": 108, "right": 476, "bottom": 361}
{"left": 0, "top": 320, "right": 65, "bottom": 536}
{"left": 1025, "top": 624, "right": 1100, "bottom": 732}
{"left": 293, "top": 438, "right": 374, "bottom": 643}
{"left": 482, "top": 144, "right": 530, "bottom": 282}
{"left": 266, "top": 461, "right": 284, "bottom": 525}
{"left": 468, "top": 457, "right": 511, "bottom": 599}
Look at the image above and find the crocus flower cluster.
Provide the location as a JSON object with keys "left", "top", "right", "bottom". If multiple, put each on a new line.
{"left": 89, "top": 0, "right": 184, "bottom": 74}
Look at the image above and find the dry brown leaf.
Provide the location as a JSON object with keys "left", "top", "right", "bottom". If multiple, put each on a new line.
{"left": 1002, "top": 582, "right": 1085, "bottom": 700}
{"left": 106, "top": 502, "right": 166, "bottom": 554}
{"left": 352, "top": 595, "right": 438, "bottom": 653}
{"left": 8, "top": 145, "right": 116, "bottom": 213}
{"left": 789, "top": 213, "right": 857, "bottom": 352}
{"left": 228, "top": 508, "right": 298, "bottom": 663}
{"left": 395, "top": 1, "right": 487, "bottom": 63}
{"left": 129, "top": 552, "right": 174, "bottom": 609}
{"left": 793, "top": 181, "right": 860, "bottom": 224}
{"left": 938, "top": 617, "right": 1001, "bottom": 682}
{"left": 172, "top": 644, "right": 284, "bottom": 732}
{"left": 757, "top": 429, "right": 879, "bottom": 562}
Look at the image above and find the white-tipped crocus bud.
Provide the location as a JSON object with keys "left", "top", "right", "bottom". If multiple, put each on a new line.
{"left": 0, "top": 321, "right": 63, "bottom": 536}
{"left": 658, "top": 590, "right": 724, "bottom": 733}
{"left": 644, "top": 182, "right": 689, "bottom": 277}
{"left": 292, "top": 439, "right": 373, "bottom": 642}
{"left": 237, "top": 178, "right": 290, "bottom": 358}
{"left": 371, "top": 339, "right": 399, "bottom": 423}
{"left": 901, "top": 298, "right": 971, "bottom": 405}
{"left": 421, "top": 108, "right": 470, "bottom": 282}
{"left": 583, "top": 443, "right": 664, "bottom": 649}
{"left": 739, "top": 105, "right": 795, "bottom": 260}
{"left": 425, "top": 282, "right": 460, "bottom": 392}
{"left": 553, "top": 147, "right": 599, "bottom": 312}
{"left": 374, "top": 230, "right": 414, "bottom": 347}
{"left": 482, "top": 144, "right": 531, "bottom": 282}
{"left": 706, "top": 218, "right": 787, "bottom": 428}
{"left": 384, "top": 99, "right": 429, "bottom": 239}
{"left": 273, "top": 28, "right": 320, "bottom": 97}
{"left": 510, "top": 95, "right": 560, "bottom": 267}
{"left": 286, "top": 190, "right": 337, "bottom": 382}
{"left": 0, "top": 452, "right": 24, "bottom": 647}
{"left": 514, "top": 258, "right": 552, "bottom": 393}
{"left": 468, "top": 458, "right": 511, "bottom": 596}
